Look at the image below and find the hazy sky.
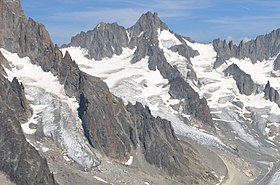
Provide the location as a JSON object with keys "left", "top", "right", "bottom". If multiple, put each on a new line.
{"left": 21, "top": 0, "right": 280, "bottom": 46}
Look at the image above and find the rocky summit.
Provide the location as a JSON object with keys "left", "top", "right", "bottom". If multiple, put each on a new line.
{"left": 2, "top": 0, "right": 280, "bottom": 185}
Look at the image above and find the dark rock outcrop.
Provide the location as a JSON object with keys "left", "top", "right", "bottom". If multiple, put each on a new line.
{"left": 213, "top": 39, "right": 236, "bottom": 60}
{"left": 0, "top": 51, "right": 8, "bottom": 76}
{"left": 212, "top": 39, "right": 236, "bottom": 68}
{"left": 127, "top": 102, "right": 187, "bottom": 175}
{"left": 213, "top": 29, "right": 280, "bottom": 65}
{"left": 169, "top": 44, "right": 199, "bottom": 61}
{"left": 264, "top": 81, "right": 280, "bottom": 107}
{"left": 64, "top": 23, "right": 129, "bottom": 60}
{"left": 147, "top": 45, "right": 181, "bottom": 81}
{"left": 0, "top": 0, "right": 53, "bottom": 65}
{"left": 273, "top": 54, "right": 280, "bottom": 71}
{"left": 213, "top": 55, "right": 227, "bottom": 69}
{"left": 0, "top": 74, "right": 57, "bottom": 185}
{"left": 128, "top": 11, "right": 168, "bottom": 48}
{"left": 169, "top": 77, "right": 213, "bottom": 126}
{"left": 224, "top": 64, "right": 255, "bottom": 95}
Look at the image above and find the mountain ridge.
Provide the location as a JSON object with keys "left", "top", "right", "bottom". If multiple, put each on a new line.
{"left": 63, "top": 11, "right": 213, "bottom": 127}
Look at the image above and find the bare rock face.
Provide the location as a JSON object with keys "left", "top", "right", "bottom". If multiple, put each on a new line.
{"left": 264, "top": 81, "right": 280, "bottom": 107}
{"left": 213, "top": 55, "right": 226, "bottom": 69}
{"left": 169, "top": 77, "right": 213, "bottom": 126}
{"left": 77, "top": 75, "right": 133, "bottom": 161}
{"left": 0, "top": 51, "right": 8, "bottom": 76}
{"left": 128, "top": 12, "right": 167, "bottom": 47}
{"left": 57, "top": 51, "right": 204, "bottom": 176}
{"left": 147, "top": 45, "right": 181, "bottom": 81}
{"left": 0, "top": 0, "right": 53, "bottom": 64}
{"left": 169, "top": 44, "right": 199, "bottom": 61}
{"left": 64, "top": 23, "right": 129, "bottom": 60}
{"left": 127, "top": 102, "right": 187, "bottom": 175}
{"left": 237, "top": 30, "right": 280, "bottom": 62}
{"left": 273, "top": 54, "right": 280, "bottom": 71}
{"left": 212, "top": 39, "right": 236, "bottom": 68}
{"left": 0, "top": 74, "right": 57, "bottom": 185}
{"left": 224, "top": 64, "right": 255, "bottom": 96}
{"left": 213, "top": 29, "right": 280, "bottom": 65}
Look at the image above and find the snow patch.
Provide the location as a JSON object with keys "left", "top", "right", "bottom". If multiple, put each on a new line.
{"left": 93, "top": 176, "right": 108, "bottom": 183}
{"left": 42, "top": 147, "right": 50, "bottom": 152}
{"left": 125, "top": 156, "right": 133, "bottom": 166}
{"left": 157, "top": 29, "right": 188, "bottom": 78}
{"left": 158, "top": 29, "right": 181, "bottom": 48}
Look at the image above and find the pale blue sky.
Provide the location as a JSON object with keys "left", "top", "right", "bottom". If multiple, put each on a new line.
{"left": 21, "top": 0, "right": 280, "bottom": 46}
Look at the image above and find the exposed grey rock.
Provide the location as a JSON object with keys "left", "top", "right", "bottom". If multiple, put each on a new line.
{"left": 0, "top": 0, "right": 53, "bottom": 66}
{"left": 264, "top": 81, "right": 280, "bottom": 107}
{"left": 224, "top": 64, "right": 255, "bottom": 95}
{"left": 0, "top": 51, "right": 8, "bottom": 76}
{"left": 129, "top": 12, "right": 198, "bottom": 69}
{"left": 213, "top": 55, "right": 226, "bottom": 69}
{"left": 0, "top": 74, "right": 57, "bottom": 185}
{"left": 213, "top": 29, "right": 280, "bottom": 64}
{"left": 213, "top": 39, "right": 236, "bottom": 60}
{"left": 273, "top": 54, "right": 280, "bottom": 71}
{"left": 147, "top": 45, "right": 181, "bottom": 81}
{"left": 186, "top": 63, "right": 198, "bottom": 81}
{"left": 127, "top": 102, "right": 187, "bottom": 175}
{"left": 232, "top": 100, "right": 244, "bottom": 109}
{"left": 64, "top": 23, "right": 129, "bottom": 60}
{"left": 128, "top": 11, "right": 168, "bottom": 48}
{"left": 169, "top": 77, "right": 213, "bottom": 126}
{"left": 212, "top": 39, "right": 237, "bottom": 69}
{"left": 169, "top": 44, "right": 198, "bottom": 60}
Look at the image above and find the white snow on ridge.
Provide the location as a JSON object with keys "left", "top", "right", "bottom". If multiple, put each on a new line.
{"left": 157, "top": 29, "right": 189, "bottom": 78}
{"left": 0, "top": 48, "right": 97, "bottom": 169}
{"left": 158, "top": 29, "right": 181, "bottom": 49}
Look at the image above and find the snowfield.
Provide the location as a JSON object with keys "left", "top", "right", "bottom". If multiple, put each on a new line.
{"left": 185, "top": 40, "right": 280, "bottom": 144}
